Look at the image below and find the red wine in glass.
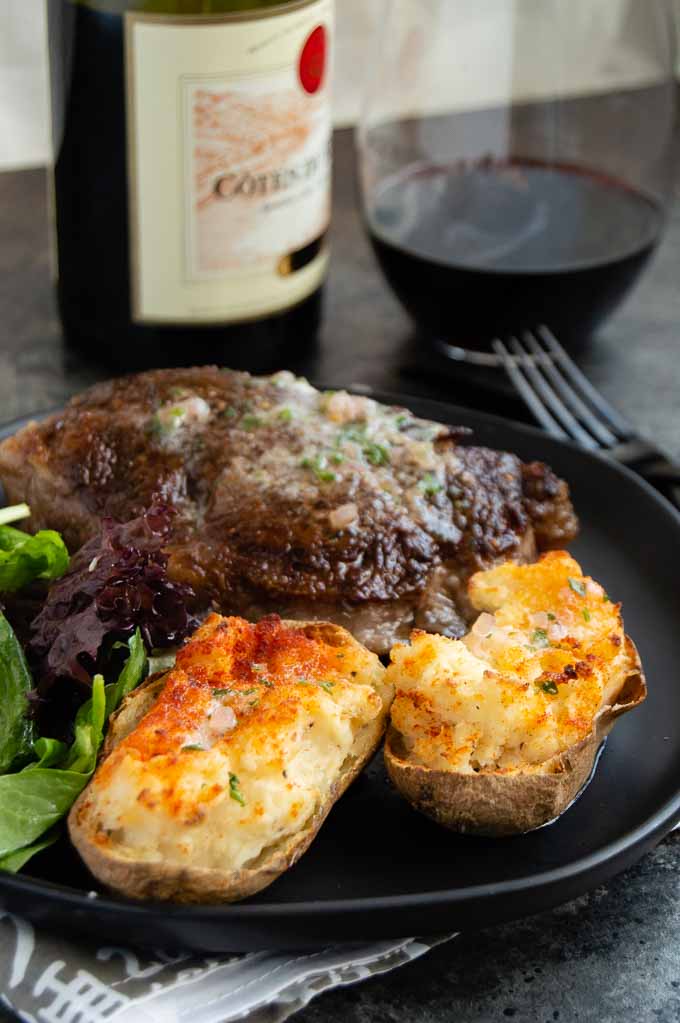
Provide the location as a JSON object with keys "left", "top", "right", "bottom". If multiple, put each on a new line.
{"left": 366, "top": 157, "right": 664, "bottom": 352}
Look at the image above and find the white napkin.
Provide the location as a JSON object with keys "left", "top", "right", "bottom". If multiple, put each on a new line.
{"left": 0, "top": 913, "right": 454, "bottom": 1023}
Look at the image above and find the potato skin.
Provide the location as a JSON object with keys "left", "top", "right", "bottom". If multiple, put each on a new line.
{"left": 385, "top": 637, "right": 646, "bottom": 837}
{"left": 70, "top": 737, "right": 379, "bottom": 904}
{"left": 68, "top": 621, "right": 392, "bottom": 904}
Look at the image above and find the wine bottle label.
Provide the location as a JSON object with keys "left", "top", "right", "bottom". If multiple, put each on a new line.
{"left": 125, "top": 0, "right": 332, "bottom": 325}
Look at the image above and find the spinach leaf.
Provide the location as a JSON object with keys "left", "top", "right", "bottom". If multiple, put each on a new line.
{"left": 0, "top": 524, "right": 69, "bottom": 593}
{"left": 0, "top": 828, "right": 60, "bottom": 873}
{"left": 0, "top": 767, "right": 90, "bottom": 859}
{"left": 0, "top": 611, "right": 35, "bottom": 773}
{"left": 0, "top": 630, "right": 147, "bottom": 872}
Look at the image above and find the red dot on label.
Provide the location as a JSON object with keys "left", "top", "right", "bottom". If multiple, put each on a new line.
{"left": 299, "top": 25, "right": 327, "bottom": 95}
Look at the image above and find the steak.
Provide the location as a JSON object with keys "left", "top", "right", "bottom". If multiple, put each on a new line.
{"left": 0, "top": 368, "right": 578, "bottom": 652}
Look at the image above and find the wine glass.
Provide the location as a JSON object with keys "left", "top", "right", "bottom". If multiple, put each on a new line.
{"left": 357, "top": 0, "right": 677, "bottom": 362}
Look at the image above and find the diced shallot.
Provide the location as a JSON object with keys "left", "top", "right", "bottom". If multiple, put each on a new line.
{"left": 329, "top": 503, "right": 359, "bottom": 531}
{"left": 548, "top": 621, "right": 567, "bottom": 641}
{"left": 207, "top": 704, "right": 237, "bottom": 737}
{"left": 324, "top": 392, "right": 367, "bottom": 424}
{"left": 471, "top": 612, "right": 498, "bottom": 637}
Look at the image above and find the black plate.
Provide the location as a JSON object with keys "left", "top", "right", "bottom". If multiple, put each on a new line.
{"left": 0, "top": 394, "right": 679, "bottom": 953}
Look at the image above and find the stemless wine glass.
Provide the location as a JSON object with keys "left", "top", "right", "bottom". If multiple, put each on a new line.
{"left": 357, "top": 0, "right": 677, "bottom": 360}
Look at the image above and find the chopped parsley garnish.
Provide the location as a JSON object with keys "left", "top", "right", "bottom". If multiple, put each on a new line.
{"left": 419, "top": 473, "right": 443, "bottom": 496}
{"left": 540, "top": 680, "right": 559, "bottom": 696}
{"left": 169, "top": 387, "right": 186, "bottom": 400}
{"left": 319, "top": 681, "right": 335, "bottom": 693}
{"left": 222, "top": 405, "right": 238, "bottom": 419}
{"left": 336, "top": 423, "right": 367, "bottom": 446}
{"left": 297, "top": 677, "right": 311, "bottom": 685}
{"left": 336, "top": 424, "right": 391, "bottom": 467}
{"left": 395, "top": 414, "right": 410, "bottom": 429}
{"left": 277, "top": 407, "right": 293, "bottom": 422}
{"left": 531, "top": 628, "right": 549, "bottom": 649}
{"left": 363, "top": 442, "right": 390, "bottom": 467}
{"left": 182, "top": 743, "right": 206, "bottom": 752}
{"left": 229, "top": 773, "right": 246, "bottom": 806}
{"left": 251, "top": 661, "right": 274, "bottom": 686}
{"left": 241, "top": 414, "right": 262, "bottom": 431}
{"left": 149, "top": 406, "right": 184, "bottom": 437}
{"left": 603, "top": 593, "right": 611, "bottom": 603}
{"left": 582, "top": 607, "right": 591, "bottom": 622}
{"left": 547, "top": 612, "right": 557, "bottom": 621}
{"left": 301, "top": 454, "right": 336, "bottom": 483}
{"left": 213, "top": 686, "right": 256, "bottom": 697}
{"left": 330, "top": 452, "right": 344, "bottom": 465}
{"left": 568, "top": 577, "right": 587, "bottom": 597}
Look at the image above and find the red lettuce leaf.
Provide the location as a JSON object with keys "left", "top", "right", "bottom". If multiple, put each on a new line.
{"left": 29, "top": 505, "right": 198, "bottom": 693}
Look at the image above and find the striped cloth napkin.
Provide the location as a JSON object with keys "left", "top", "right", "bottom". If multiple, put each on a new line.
{"left": 0, "top": 913, "right": 453, "bottom": 1023}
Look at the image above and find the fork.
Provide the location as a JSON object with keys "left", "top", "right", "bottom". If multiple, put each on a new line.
{"left": 494, "top": 328, "right": 680, "bottom": 837}
{"left": 492, "top": 326, "right": 680, "bottom": 513}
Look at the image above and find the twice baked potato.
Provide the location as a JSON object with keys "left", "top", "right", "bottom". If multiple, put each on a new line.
{"left": 385, "top": 552, "right": 646, "bottom": 836}
{"left": 69, "top": 615, "right": 391, "bottom": 903}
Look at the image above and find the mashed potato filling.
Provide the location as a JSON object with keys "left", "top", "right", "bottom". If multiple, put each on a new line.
{"left": 388, "top": 552, "right": 631, "bottom": 774}
{"left": 86, "top": 616, "right": 386, "bottom": 871}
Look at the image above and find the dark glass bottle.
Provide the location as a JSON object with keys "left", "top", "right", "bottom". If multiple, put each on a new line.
{"left": 48, "top": 0, "right": 333, "bottom": 371}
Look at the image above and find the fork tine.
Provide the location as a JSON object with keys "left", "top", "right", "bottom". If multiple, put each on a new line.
{"left": 537, "top": 326, "right": 635, "bottom": 440}
{"left": 492, "top": 340, "right": 570, "bottom": 441}
{"left": 507, "top": 336, "right": 601, "bottom": 451}
{"left": 522, "top": 331, "right": 618, "bottom": 447}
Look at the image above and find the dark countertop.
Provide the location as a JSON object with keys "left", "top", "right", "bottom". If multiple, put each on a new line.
{"left": 1, "top": 128, "right": 679, "bottom": 1022}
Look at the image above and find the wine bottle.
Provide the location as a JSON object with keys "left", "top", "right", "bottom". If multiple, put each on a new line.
{"left": 47, "top": 0, "right": 334, "bottom": 371}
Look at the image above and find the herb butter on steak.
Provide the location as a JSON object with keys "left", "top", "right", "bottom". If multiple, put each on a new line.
{"left": 0, "top": 368, "right": 578, "bottom": 653}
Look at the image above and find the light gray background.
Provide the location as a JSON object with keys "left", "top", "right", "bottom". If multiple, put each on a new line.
{"left": 1, "top": 0, "right": 679, "bottom": 170}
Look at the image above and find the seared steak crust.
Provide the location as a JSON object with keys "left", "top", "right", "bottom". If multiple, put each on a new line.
{"left": 0, "top": 368, "right": 578, "bottom": 651}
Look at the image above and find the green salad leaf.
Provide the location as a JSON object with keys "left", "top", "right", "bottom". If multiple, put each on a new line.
{"left": 32, "top": 737, "right": 69, "bottom": 768}
{"left": 0, "top": 629, "right": 147, "bottom": 872}
{"left": 0, "top": 758, "right": 94, "bottom": 863}
{"left": 0, "top": 828, "right": 60, "bottom": 873}
{"left": 0, "top": 611, "right": 36, "bottom": 773}
{"left": 0, "top": 503, "right": 30, "bottom": 527}
{"left": 106, "top": 631, "right": 147, "bottom": 715}
{"left": 147, "top": 650, "right": 177, "bottom": 676}
{"left": 0, "top": 519, "right": 69, "bottom": 592}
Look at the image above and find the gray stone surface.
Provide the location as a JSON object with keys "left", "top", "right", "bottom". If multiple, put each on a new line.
{"left": 0, "top": 129, "right": 678, "bottom": 1022}
{"left": 297, "top": 833, "right": 680, "bottom": 1023}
